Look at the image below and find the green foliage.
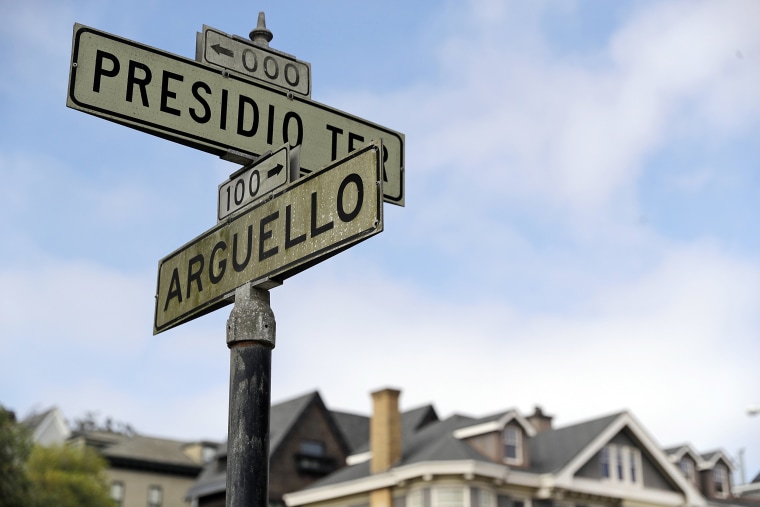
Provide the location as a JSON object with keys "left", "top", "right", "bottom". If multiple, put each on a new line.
{"left": 0, "top": 406, "right": 32, "bottom": 507}
{"left": 26, "top": 445, "right": 115, "bottom": 507}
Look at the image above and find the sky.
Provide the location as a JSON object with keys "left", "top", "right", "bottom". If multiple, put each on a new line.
{"left": 2, "top": 0, "right": 759, "bottom": 486}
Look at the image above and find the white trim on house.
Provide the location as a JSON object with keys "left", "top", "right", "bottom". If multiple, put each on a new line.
{"left": 553, "top": 412, "right": 705, "bottom": 507}
{"left": 284, "top": 460, "right": 514, "bottom": 506}
{"left": 453, "top": 411, "right": 537, "bottom": 440}
{"left": 665, "top": 444, "right": 703, "bottom": 465}
{"left": 346, "top": 451, "right": 372, "bottom": 466}
{"left": 697, "top": 451, "right": 735, "bottom": 472}
{"left": 284, "top": 411, "right": 708, "bottom": 507}
{"left": 570, "top": 477, "right": 689, "bottom": 506}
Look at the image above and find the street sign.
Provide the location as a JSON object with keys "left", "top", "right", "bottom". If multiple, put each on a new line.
{"left": 154, "top": 142, "right": 384, "bottom": 334}
{"left": 218, "top": 145, "right": 289, "bottom": 221}
{"left": 67, "top": 23, "right": 405, "bottom": 206}
{"left": 197, "top": 25, "right": 311, "bottom": 98}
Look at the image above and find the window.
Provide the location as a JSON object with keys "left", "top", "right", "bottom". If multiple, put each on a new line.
{"left": 616, "top": 448, "right": 625, "bottom": 480}
{"left": 296, "top": 440, "right": 334, "bottom": 475}
{"left": 471, "top": 487, "right": 495, "bottom": 507}
{"left": 714, "top": 466, "right": 728, "bottom": 497}
{"left": 503, "top": 426, "right": 522, "bottom": 464}
{"left": 600, "top": 445, "right": 641, "bottom": 486}
{"left": 300, "top": 440, "right": 325, "bottom": 457}
{"left": 148, "top": 485, "right": 162, "bottom": 507}
{"left": 600, "top": 447, "right": 610, "bottom": 478}
{"left": 434, "top": 486, "right": 464, "bottom": 507}
{"left": 680, "top": 458, "right": 695, "bottom": 483}
{"left": 407, "top": 488, "right": 425, "bottom": 507}
{"left": 111, "top": 481, "right": 124, "bottom": 507}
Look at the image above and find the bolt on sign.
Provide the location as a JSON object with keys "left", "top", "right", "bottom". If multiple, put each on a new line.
{"left": 154, "top": 143, "right": 384, "bottom": 334}
{"left": 67, "top": 23, "right": 404, "bottom": 206}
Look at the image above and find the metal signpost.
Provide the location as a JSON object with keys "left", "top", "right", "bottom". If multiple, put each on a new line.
{"left": 67, "top": 13, "right": 402, "bottom": 507}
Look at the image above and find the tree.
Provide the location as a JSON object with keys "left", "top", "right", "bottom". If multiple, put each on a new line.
{"left": 26, "top": 444, "right": 115, "bottom": 507}
{"left": 0, "top": 405, "right": 32, "bottom": 507}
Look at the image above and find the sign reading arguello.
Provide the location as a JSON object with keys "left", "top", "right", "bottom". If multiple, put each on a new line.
{"left": 154, "top": 143, "right": 384, "bottom": 334}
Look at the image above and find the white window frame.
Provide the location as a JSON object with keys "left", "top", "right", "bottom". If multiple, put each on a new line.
{"left": 714, "top": 466, "right": 728, "bottom": 498}
{"left": 433, "top": 485, "right": 465, "bottom": 507}
{"left": 148, "top": 484, "right": 163, "bottom": 507}
{"left": 503, "top": 426, "right": 522, "bottom": 465}
{"left": 111, "top": 481, "right": 125, "bottom": 507}
{"left": 680, "top": 458, "right": 695, "bottom": 483}
{"left": 470, "top": 486, "right": 496, "bottom": 507}
{"left": 600, "top": 445, "right": 642, "bottom": 487}
{"left": 407, "top": 488, "right": 425, "bottom": 507}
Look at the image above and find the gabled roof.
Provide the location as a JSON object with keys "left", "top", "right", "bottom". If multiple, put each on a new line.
{"left": 347, "top": 404, "right": 440, "bottom": 459}
{"left": 453, "top": 409, "right": 537, "bottom": 440}
{"left": 188, "top": 391, "right": 350, "bottom": 500}
{"left": 22, "top": 406, "right": 71, "bottom": 445}
{"left": 331, "top": 410, "right": 369, "bottom": 453}
{"left": 550, "top": 411, "right": 705, "bottom": 507}
{"left": 699, "top": 450, "right": 736, "bottom": 471}
{"left": 287, "top": 409, "right": 707, "bottom": 507}
{"left": 101, "top": 434, "right": 205, "bottom": 475}
{"left": 269, "top": 391, "right": 321, "bottom": 455}
{"left": 664, "top": 443, "right": 703, "bottom": 464}
{"left": 529, "top": 411, "right": 621, "bottom": 474}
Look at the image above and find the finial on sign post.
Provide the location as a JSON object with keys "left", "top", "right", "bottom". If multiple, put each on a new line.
{"left": 250, "top": 11, "right": 273, "bottom": 47}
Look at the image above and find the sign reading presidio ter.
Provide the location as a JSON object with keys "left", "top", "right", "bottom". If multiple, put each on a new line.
{"left": 67, "top": 24, "right": 404, "bottom": 206}
{"left": 154, "top": 144, "right": 383, "bottom": 334}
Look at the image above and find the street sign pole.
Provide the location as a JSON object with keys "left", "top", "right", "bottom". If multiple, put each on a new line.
{"left": 226, "top": 19, "right": 275, "bottom": 507}
{"left": 226, "top": 281, "right": 275, "bottom": 507}
{"left": 67, "top": 12, "right": 401, "bottom": 507}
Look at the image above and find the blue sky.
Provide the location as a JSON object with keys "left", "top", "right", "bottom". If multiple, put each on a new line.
{"left": 2, "top": 0, "right": 759, "bottom": 485}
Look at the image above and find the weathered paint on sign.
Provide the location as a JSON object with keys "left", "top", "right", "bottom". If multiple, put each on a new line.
{"left": 67, "top": 23, "right": 404, "bottom": 205}
{"left": 154, "top": 143, "right": 384, "bottom": 334}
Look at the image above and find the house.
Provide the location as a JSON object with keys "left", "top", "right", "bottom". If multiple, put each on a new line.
{"left": 188, "top": 390, "right": 440, "bottom": 507}
{"left": 70, "top": 429, "right": 218, "bottom": 507}
{"left": 188, "top": 391, "right": 354, "bottom": 507}
{"left": 735, "top": 472, "right": 760, "bottom": 502}
{"left": 664, "top": 445, "right": 738, "bottom": 502}
{"left": 282, "top": 388, "right": 715, "bottom": 507}
{"left": 22, "top": 406, "right": 71, "bottom": 446}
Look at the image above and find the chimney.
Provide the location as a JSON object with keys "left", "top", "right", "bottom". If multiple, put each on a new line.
{"left": 370, "top": 388, "right": 402, "bottom": 473}
{"left": 527, "top": 405, "right": 553, "bottom": 433}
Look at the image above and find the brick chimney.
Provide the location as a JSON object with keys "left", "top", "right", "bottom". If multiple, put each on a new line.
{"left": 527, "top": 405, "right": 553, "bottom": 433}
{"left": 370, "top": 388, "right": 401, "bottom": 507}
{"left": 370, "top": 388, "right": 402, "bottom": 473}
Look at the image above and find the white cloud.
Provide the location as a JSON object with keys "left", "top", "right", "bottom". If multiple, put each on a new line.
{"left": 0, "top": 258, "right": 153, "bottom": 352}
{"left": 330, "top": 0, "right": 760, "bottom": 229}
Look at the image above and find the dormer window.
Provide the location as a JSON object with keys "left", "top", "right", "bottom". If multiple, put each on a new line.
{"left": 714, "top": 465, "right": 728, "bottom": 497}
{"left": 680, "top": 458, "right": 696, "bottom": 483}
{"left": 296, "top": 440, "right": 335, "bottom": 476}
{"left": 503, "top": 426, "right": 522, "bottom": 464}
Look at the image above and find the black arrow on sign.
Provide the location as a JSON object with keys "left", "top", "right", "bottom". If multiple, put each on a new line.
{"left": 267, "top": 164, "right": 284, "bottom": 179}
{"left": 211, "top": 44, "right": 234, "bottom": 58}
